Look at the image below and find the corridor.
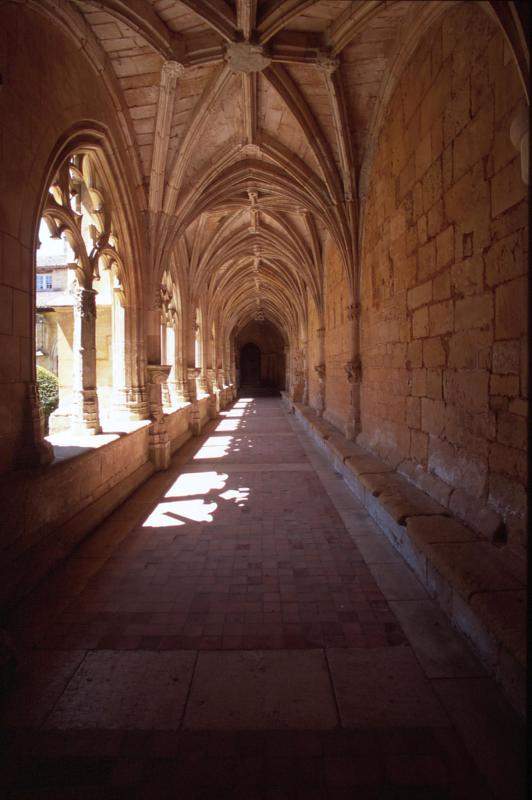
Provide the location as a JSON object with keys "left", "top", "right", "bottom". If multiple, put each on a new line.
{"left": 1, "top": 397, "right": 525, "bottom": 799}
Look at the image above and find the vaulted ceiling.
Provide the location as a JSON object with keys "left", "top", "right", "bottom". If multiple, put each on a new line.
{"left": 48, "top": 1, "right": 487, "bottom": 337}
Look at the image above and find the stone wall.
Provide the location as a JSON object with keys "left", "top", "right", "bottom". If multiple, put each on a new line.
{"left": 166, "top": 404, "right": 192, "bottom": 453}
{"left": 0, "top": 422, "right": 152, "bottom": 609}
{"left": 0, "top": 3, "right": 138, "bottom": 472}
{"left": 359, "top": 3, "right": 528, "bottom": 548}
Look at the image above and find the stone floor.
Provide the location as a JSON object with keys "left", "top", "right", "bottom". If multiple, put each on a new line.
{"left": 1, "top": 397, "right": 526, "bottom": 798}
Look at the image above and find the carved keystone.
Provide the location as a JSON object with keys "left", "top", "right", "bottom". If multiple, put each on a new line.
{"left": 225, "top": 42, "right": 271, "bottom": 73}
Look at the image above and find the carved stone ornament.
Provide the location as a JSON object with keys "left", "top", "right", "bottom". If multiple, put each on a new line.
{"left": 344, "top": 357, "right": 361, "bottom": 383}
{"left": 240, "top": 143, "right": 262, "bottom": 157}
{"left": 147, "top": 364, "right": 172, "bottom": 384}
{"left": 162, "top": 60, "right": 186, "bottom": 81}
{"left": 314, "top": 363, "right": 326, "bottom": 380}
{"left": 225, "top": 42, "right": 272, "bottom": 73}
{"left": 315, "top": 51, "right": 339, "bottom": 76}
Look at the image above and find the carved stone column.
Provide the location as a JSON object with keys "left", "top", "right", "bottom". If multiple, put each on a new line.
{"left": 344, "top": 355, "right": 362, "bottom": 440}
{"left": 188, "top": 366, "right": 202, "bottom": 435}
{"left": 70, "top": 284, "right": 101, "bottom": 434}
{"left": 146, "top": 364, "right": 171, "bottom": 470}
{"left": 314, "top": 364, "right": 326, "bottom": 417}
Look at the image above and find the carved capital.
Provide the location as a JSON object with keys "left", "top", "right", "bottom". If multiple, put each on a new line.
{"left": 316, "top": 51, "right": 339, "bottom": 76}
{"left": 162, "top": 60, "right": 185, "bottom": 81}
{"left": 71, "top": 285, "right": 97, "bottom": 320}
{"left": 225, "top": 42, "right": 271, "bottom": 73}
{"left": 147, "top": 364, "right": 172, "bottom": 385}
{"left": 344, "top": 357, "right": 361, "bottom": 384}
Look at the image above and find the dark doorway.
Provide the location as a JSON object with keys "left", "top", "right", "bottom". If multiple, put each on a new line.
{"left": 240, "top": 343, "right": 261, "bottom": 386}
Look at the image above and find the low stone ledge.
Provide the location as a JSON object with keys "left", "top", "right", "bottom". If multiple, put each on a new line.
{"left": 406, "top": 515, "right": 478, "bottom": 547}
{"left": 449, "top": 488, "right": 505, "bottom": 542}
{"left": 359, "top": 472, "right": 405, "bottom": 496}
{"left": 423, "top": 541, "right": 522, "bottom": 602}
{"left": 470, "top": 590, "right": 527, "bottom": 668}
{"left": 288, "top": 398, "right": 527, "bottom": 717}
{"left": 346, "top": 453, "right": 393, "bottom": 477}
{"left": 324, "top": 434, "right": 362, "bottom": 463}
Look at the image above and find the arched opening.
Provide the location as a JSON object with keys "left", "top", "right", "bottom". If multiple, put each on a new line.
{"left": 235, "top": 319, "right": 286, "bottom": 393}
{"left": 35, "top": 148, "right": 130, "bottom": 436}
{"left": 240, "top": 343, "right": 261, "bottom": 387}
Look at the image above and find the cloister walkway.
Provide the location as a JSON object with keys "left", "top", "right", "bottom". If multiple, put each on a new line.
{"left": 1, "top": 398, "right": 525, "bottom": 798}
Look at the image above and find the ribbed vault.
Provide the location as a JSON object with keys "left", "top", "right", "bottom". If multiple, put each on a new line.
{"left": 32, "top": 0, "right": 529, "bottom": 377}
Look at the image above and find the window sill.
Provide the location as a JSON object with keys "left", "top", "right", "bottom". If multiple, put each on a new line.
{"left": 46, "top": 419, "right": 151, "bottom": 465}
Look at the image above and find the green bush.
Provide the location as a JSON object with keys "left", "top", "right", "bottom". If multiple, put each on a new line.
{"left": 37, "top": 365, "right": 59, "bottom": 432}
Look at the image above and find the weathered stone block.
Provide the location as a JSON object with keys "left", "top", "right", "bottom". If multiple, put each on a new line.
{"left": 444, "top": 369, "right": 489, "bottom": 413}
{"left": 398, "top": 459, "right": 452, "bottom": 507}
{"left": 451, "top": 255, "right": 484, "bottom": 297}
{"left": 453, "top": 103, "right": 494, "bottom": 181}
{"left": 423, "top": 337, "right": 446, "bottom": 368}
{"left": 429, "top": 438, "right": 488, "bottom": 499}
{"left": 454, "top": 294, "right": 493, "bottom": 331}
{"left": 429, "top": 301, "right": 453, "bottom": 335}
{"left": 422, "top": 158, "right": 443, "bottom": 213}
{"left": 448, "top": 488, "right": 504, "bottom": 540}
{"left": 418, "top": 239, "right": 436, "bottom": 281}
{"left": 432, "top": 271, "right": 451, "bottom": 301}
{"left": 407, "top": 340, "right": 423, "bottom": 369}
{"left": 411, "top": 429, "right": 428, "bottom": 464}
{"left": 443, "top": 81, "right": 470, "bottom": 144}
{"left": 412, "top": 306, "right": 429, "bottom": 339}
{"left": 435, "top": 225, "right": 454, "bottom": 268}
{"left": 421, "top": 398, "right": 445, "bottom": 436}
{"left": 426, "top": 368, "right": 443, "bottom": 400}
{"left": 488, "top": 473, "right": 527, "bottom": 520}
{"left": 407, "top": 280, "right": 432, "bottom": 310}
{"left": 491, "top": 157, "right": 527, "bottom": 218}
{"left": 490, "top": 374, "right": 519, "bottom": 397}
{"left": 448, "top": 329, "right": 492, "bottom": 369}
{"left": 415, "top": 131, "right": 432, "bottom": 179}
{"left": 444, "top": 163, "right": 490, "bottom": 251}
{"left": 495, "top": 277, "right": 527, "bottom": 339}
{"left": 485, "top": 232, "right": 524, "bottom": 287}
{"left": 491, "top": 340, "right": 519, "bottom": 374}
{"left": 411, "top": 368, "right": 427, "bottom": 398}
